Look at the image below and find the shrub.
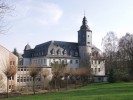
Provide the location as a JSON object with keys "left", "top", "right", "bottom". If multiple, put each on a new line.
{"left": 108, "top": 69, "right": 116, "bottom": 83}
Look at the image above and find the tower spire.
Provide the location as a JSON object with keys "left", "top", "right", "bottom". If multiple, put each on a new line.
{"left": 80, "top": 15, "right": 90, "bottom": 31}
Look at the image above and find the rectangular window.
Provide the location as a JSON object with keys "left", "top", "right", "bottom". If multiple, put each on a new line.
{"left": 24, "top": 77, "right": 26, "bottom": 82}
{"left": 98, "top": 68, "right": 100, "bottom": 72}
{"left": 98, "top": 60, "right": 100, "bottom": 64}
{"left": 75, "top": 60, "right": 78, "bottom": 64}
{"left": 91, "top": 68, "right": 93, "bottom": 72}
{"left": 9, "top": 85, "right": 11, "bottom": 89}
{"left": 27, "top": 77, "right": 29, "bottom": 82}
{"left": 91, "top": 60, "right": 93, "bottom": 64}
{"left": 20, "top": 78, "right": 23, "bottom": 82}
{"left": 13, "top": 61, "right": 15, "bottom": 65}
{"left": 17, "top": 79, "right": 19, "bottom": 82}
{"left": 24, "top": 68, "right": 26, "bottom": 71}
{"left": 18, "top": 68, "right": 20, "bottom": 71}
{"left": 88, "top": 42, "right": 90, "bottom": 44}
{"left": 30, "top": 77, "right": 32, "bottom": 81}
{"left": 95, "top": 68, "right": 97, "bottom": 72}
{"left": 21, "top": 68, "right": 23, "bottom": 71}
{"left": 70, "top": 60, "right": 72, "bottom": 64}
{"left": 10, "top": 61, "right": 12, "bottom": 65}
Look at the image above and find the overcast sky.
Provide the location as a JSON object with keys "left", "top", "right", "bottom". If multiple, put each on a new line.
{"left": 0, "top": 0, "right": 133, "bottom": 53}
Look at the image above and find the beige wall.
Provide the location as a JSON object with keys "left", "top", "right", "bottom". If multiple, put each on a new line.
{"left": 0, "top": 45, "right": 18, "bottom": 93}
{"left": 17, "top": 67, "right": 52, "bottom": 90}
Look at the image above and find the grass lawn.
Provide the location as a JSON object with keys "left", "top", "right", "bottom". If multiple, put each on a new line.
{"left": 1, "top": 82, "right": 133, "bottom": 100}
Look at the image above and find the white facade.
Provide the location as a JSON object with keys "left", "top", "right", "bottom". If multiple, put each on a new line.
{"left": 91, "top": 60, "right": 105, "bottom": 76}
{"left": 20, "top": 16, "right": 106, "bottom": 88}
{"left": 23, "top": 57, "right": 79, "bottom": 69}
{"left": 23, "top": 58, "right": 31, "bottom": 67}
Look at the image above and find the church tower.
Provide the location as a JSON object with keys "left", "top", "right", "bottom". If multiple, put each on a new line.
{"left": 78, "top": 16, "right": 92, "bottom": 67}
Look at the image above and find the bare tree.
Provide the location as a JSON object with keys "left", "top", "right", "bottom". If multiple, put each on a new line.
{"left": 72, "top": 68, "right": 91, "bottom": 88}
{"left": 51, "top": 61, "right": 67, "bottom": 90}
{"left": 3, "top": 65, "right": 16, "bottom": 98}
{"left": 0, "top": 0, "right": 10, "bottom": 34}
{"left": 118, "top": 33, "right": 133, "bottom": 79}
{"left": 63, "top": 68, "right": 71, "bottom": 89}
{"left": 71, "top": 68, "right": 81, "bottom": 88}
{"left": 42, "top": 69, "right": 50, "bottom": 79}
{"left": 29, "top": 65, "right": 41, "bottom": 94}
{"left": 0, "top": 0, "right": 9, "bottom": 15}
{"left": 102, "top": 32, "right": 118, "bottom": 74}
{"left": 42, "top": 69, "right": 50, "bottom": 89}
{"left": 79, "top": 68, "right": 91, "bottom": 86}
{"left": 12, "top": 48, "right": 19, "bottom": 57}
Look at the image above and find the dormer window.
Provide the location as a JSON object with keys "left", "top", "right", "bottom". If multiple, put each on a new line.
{"left": 57, "top": 49, "right": 61, "bottom": 55}
{"left": 63, "top": 50, "right": 67, "bottom": 55}
{"left": 51, "top": 49, "right": 55, "bottom": 55}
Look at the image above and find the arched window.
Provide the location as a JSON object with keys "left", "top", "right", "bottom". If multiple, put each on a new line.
{"left": 51, "top": 49, "right": 55, "bottom": 55}
{"left": 57, "top": 49, "right": 61, "bottom": 55}
{"left": 63, "top": 49, "right": 67, "bottom": 55}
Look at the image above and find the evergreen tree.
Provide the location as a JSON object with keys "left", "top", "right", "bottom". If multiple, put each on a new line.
{"left": 12, "top": 48, "right": 19, "bottom": 57}
{"left": 108, "top": 68, "right": 116, "bottom": 83}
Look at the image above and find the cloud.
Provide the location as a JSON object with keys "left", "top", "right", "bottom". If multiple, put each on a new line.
{"left": 7, "top": 0, "right": 63, "bottom": 26}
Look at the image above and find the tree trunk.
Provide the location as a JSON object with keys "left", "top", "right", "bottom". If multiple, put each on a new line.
{"left": 11, "top": 77, "right": 12, "bottom": 93}
{"left": 75, "top": 79, "right": 77, "bottom": 89}
{"left": 66, "top": 78, "right": 68, "bottom": 90}
{"left": 59, "top": 79, "right": 61, "bottom": 90}
{"left": 54, "top": 79, "right": 56, "bottom": 91}
{"left": 7, "top": 78, "right": 9, "bottom": 98}
{"left": 33, "top": 77, "right": 35, "bottom": 95}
